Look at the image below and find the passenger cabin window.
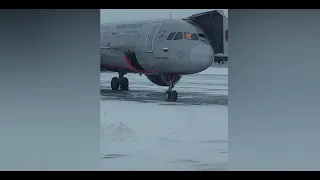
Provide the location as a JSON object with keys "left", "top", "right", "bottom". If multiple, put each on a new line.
{"left": 184, "top": 33, "right": 199, "bottom": 40}
{"left": 173, "top": 32, "right": 183, "bottom": 40}
{"left": 225, "top": 30, "right": 228, "bottom": 41}
{"left": 167, "top": 32, "right": 176, "bottom": 40}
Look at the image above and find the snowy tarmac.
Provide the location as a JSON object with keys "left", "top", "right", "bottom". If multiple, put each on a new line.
{"left": 100, "top": 67, "right": 228, "bottom": 170}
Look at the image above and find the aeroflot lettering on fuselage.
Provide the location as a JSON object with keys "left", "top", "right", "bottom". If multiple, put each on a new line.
{"left": 116, "top": 23, "right": 145, "bottom": 29}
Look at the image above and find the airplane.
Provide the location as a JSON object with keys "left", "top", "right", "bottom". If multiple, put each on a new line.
{"left": 100, "top": 19, "right": 214, "bottom": 102}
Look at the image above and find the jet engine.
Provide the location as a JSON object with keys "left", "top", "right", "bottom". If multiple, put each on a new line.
{"left": 146, "top": 75, "right": 182, "bottom": 86}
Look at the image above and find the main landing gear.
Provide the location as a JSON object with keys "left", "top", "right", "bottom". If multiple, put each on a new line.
{"left": 111, "top": 72, "right": 129, "bottom": 91}
{"left": 163, "top": 75, "right": 178, "bottom": 102}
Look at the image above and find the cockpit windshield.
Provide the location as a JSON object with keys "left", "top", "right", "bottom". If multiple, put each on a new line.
{"left": 198, "top": 33, "right": 210, "bottom": 44}
{"left": 198, "top": 33, "right": 206, "bottom": 39}
{"left": 184, "top": 32, "right": 198, "bottom": 40}
{"left": 166, "top": 32, "right": 209, "bottom": 44}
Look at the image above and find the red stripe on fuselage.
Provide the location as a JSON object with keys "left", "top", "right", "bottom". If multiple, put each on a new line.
{"left": 123, "top": 55, "right": 182, "bottom": 75}
{"left": 100, "top": 63, "right": 183, "bottom": 75}
{"left": 124, "top": 55, "right": 139, "bottom": 71}
{"left": 100, "top": 54, "right": 183, "bottom": 75}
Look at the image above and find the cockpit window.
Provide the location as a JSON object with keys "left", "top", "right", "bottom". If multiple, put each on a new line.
{"left": 198, "top": 33, "right": 206, "bottom": 39}
{"left": 184, "top": 33, "right": 199, "bottom": 40}
{"left": 166, "top": 32, "right": 176, "bottom": 40}
{"left": 198, "top": 33, "right": 210, "bottom": 45}
{"left": 173, "top": 32, "right": 183, "bottom": 40}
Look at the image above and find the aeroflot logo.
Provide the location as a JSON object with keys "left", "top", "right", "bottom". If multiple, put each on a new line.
{"left": 116, "top": 23, "right": 145, "bottom": 29}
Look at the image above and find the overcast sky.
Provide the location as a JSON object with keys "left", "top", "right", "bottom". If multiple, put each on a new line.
{"left": 101, "top": 9, "right": 228, "bottom": 23}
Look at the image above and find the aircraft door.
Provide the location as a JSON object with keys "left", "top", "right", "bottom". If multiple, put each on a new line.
{"left": 145, "top": 23, "right": 162, "bottom": 53}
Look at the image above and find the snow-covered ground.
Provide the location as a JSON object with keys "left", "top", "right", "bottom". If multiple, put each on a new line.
{"left": 100, "top": 67, "right": 228, "bottom": 170}
{"left": 199, "top": 66, "right": 228, "bottom": 75}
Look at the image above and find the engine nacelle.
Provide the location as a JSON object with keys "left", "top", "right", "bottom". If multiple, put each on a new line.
{"left": 146, "top": 75, "right": 182, "bottom": 86}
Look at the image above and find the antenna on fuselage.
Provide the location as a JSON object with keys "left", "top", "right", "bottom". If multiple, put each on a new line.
{"left": 170, "top": 13, "right": 172, "bottom": 20}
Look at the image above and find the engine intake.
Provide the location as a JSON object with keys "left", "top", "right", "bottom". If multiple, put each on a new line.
{"left": 146, "top": 75, "right": 182, "bottom": 86}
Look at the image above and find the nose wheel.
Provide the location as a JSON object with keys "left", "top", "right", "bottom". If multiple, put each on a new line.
{"left": 163, "top": 75, "right": 178, "bottom": 102}
{"left": 164, "top": 90, "right": 178, "bottom": 102}
{"left": 111, "top": 72, "right": 129, "bottom": 91}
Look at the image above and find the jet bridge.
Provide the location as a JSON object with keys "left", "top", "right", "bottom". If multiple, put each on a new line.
{"left": 183, "top": 10, "right": 228, "bottom": 63}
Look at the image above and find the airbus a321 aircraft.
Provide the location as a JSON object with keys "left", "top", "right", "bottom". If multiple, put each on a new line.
{"left": 100, "top": 19, "right": 214, "bottom": 102}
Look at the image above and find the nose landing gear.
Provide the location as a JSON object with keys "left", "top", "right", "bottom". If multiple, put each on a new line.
{"left": 163, "top": 75, "right": 178, "bottom": 102}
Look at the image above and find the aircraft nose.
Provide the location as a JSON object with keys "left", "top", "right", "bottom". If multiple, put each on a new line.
{"left": 190, "top": 44, "right": 214, "bottom": 72}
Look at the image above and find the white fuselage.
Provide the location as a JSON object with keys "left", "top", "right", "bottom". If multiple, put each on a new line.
{"left": 100, "top": 19, "right": 214, "bottom": 75}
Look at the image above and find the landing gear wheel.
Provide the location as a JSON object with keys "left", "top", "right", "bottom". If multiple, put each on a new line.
{"left": 111, "top": 72, "right": 130, "bottom": 91}
{"left": 111, "top": 77, "right": 119, "bottom": 90}
{"left": 163, "top": 75, "right": 179, "bottom": 102}
{"left": 120, "top": 77, "right": 129, "bottom": 91}
{"left": 164, "top": 90, "right": 178, "bottom": 102}
{"left": 171, "top": 90, "right": 178, "bottom": 102}
{"left": 164, "top": 91, "right": 171, "bottom": 101}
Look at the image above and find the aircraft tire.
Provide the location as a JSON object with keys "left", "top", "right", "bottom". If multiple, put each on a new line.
{"left": 164, "top": 91, "right": 178, "bottom": 102}
{"left": 111, "top": 77, "right": 119, "bottom": 90}
{"left": 120, "top": 77, "right": 129, "bottom": 91}
{"left": 164, "top": 91, "right": 171, "bottom": 101}
{"left": 171, "top": 91, "right": 178, "bottom": 102}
